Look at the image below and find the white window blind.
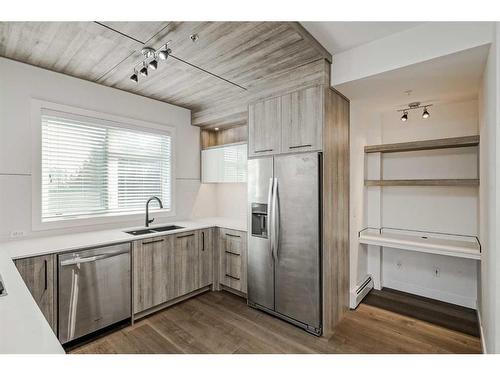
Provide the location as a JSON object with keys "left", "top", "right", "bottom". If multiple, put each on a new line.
{"left": 41, "top": 109, "right": 171, "bottom": 222}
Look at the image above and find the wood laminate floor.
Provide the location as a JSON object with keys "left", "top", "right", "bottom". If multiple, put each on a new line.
{"left": 363, "top": 288, "right": 480, "bottom": 337}
{"left": 69, "top": 291, "right": 481, "bottom": 354}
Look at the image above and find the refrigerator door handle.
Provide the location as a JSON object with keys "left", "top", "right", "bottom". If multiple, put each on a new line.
{"left": 267, "top": 177, "right": 274, "bottom": 259}
{"left": 272, "top": 177, "right": 280, "bottom": 261}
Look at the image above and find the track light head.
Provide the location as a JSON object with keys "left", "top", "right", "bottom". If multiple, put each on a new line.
{"left": 130, "top": 72, "right": 138, "bottom": 83}
{"left": 148, "top": 59, "right": 158, "bottom": 70}
{"left": 422, "top": 107, "right": 430, "bottom": 119}
{"left": 140, "top": 66, "right": 148, "bottom": 77}
{"left": 401, "top": 111, "right": 408, "bottom": 122}
{"left": 158, "top": 48, "right": 171, "bottom": 61}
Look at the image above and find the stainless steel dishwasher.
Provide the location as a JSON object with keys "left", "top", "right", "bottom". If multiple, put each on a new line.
{"left": 58, "top": 243, "right": 131, "bottom": 344}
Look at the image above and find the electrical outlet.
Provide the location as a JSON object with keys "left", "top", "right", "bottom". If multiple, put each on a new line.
{"left": 10, "top": 230, "right": 26, "bottom": 239}
{"left": 433, "top": 267, "right": 440, "bottom": 278}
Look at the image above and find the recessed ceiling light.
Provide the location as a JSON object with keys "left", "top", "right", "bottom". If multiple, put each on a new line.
{"left": 401, "top": 111, "right": 408, "bottom": 122}
{"left": 214, "top": 127, "right": 219, "bottom": 131}
{"left": 130, "top": 73, "right": 138, "bottom": 83}
{"left": 140, "top": 65, "right": 148, "bottom": 77}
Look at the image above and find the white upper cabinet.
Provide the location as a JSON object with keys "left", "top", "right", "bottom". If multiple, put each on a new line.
{"left": 202, "top": 144, "right": 247, "bottom": 183}
{"left": 248, "top": 85, "right": 324, "bottom": 156}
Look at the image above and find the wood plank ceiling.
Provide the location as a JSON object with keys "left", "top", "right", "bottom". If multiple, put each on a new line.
{"left": 0, "top": 21, "right": 331, "bottom": 127}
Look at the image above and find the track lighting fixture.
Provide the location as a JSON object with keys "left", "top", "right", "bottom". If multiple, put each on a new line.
{"left": 422, "top": 107, "right": 430, "bottom": 119}
{"left": 148, "top": 59, "right": 158, "bottom": 70}
{"left": 128, "top": 43, "right": 171, "bottom": 83}
{"left": 158, "top": 48, "right": 171, "bottom": 61}
{"left": 397, "top": 102, "right": 432, "bottom": 123}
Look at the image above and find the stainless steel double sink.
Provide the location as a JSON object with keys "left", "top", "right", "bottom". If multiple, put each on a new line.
{"left": 124, "top": 225, "right": 184, "bottom": 236}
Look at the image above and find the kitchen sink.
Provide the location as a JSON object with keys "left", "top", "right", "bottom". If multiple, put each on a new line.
{"left": 124, "top": 225, "right": 184, "bottom": 236}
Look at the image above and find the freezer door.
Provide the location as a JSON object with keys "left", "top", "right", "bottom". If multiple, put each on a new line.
{"left": 274, "top": 152, "right": 321, "bottom": 330}
{"left": 247, "top": 157, "right": 275, "bottom": 310}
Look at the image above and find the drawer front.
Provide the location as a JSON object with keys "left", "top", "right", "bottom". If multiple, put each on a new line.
{"left": 224, "top": 251, "right": 241, "bottom": 280}
{"left": 220, "top": 228, "right": 245, "bottom": 255}
{"left": 219, "top": 228, "right": 247, "bottom": 293}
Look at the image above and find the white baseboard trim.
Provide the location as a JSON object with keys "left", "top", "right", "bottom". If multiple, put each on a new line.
{"left": 476, "top": 307, "right": 487, "bottom": 354}
{"left": 383, "top": 278, "right": 476, "bottom": 309}
{"left": 350, "top": 275, "right": 374, "bottom": 309}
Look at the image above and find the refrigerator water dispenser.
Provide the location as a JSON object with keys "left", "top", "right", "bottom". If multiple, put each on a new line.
{"left": 251, "top": 203, "right": 268, "bottom": 238}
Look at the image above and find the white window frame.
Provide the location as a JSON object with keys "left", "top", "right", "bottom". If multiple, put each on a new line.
{"left": 31, "top": 99, "right": 176, "bottom": 231}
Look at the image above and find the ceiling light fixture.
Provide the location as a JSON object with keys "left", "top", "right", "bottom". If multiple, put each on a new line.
{"left": 129, "top": 43, "right": 171, "bottom": 83}
{"left": 422, "top": 107, "right": 430, "bottom": 119}
{"left": 148, "top": 59, "right": 158, "bottom": 70}
{"left": 158, "top": 48, "right": 171, "bottom": 61}
{"left": 397, "top": 102, "right": 432, "bottom": 123}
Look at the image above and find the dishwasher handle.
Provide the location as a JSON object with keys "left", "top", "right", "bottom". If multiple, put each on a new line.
{"left": 60, "top": 249, "right": 129, "bottom": 267}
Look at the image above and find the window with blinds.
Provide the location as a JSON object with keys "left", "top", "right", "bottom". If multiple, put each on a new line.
{"left": 41, "top": 109, "right": 172, "bottom": 222}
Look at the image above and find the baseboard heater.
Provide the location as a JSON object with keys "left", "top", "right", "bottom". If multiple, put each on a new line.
{"left": 350, "top": 275, "right": 373, "bottom": 309}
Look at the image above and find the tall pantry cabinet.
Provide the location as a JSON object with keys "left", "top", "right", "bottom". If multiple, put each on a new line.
{"left": 247, "top": 83, "right": 350, "bottom": 336}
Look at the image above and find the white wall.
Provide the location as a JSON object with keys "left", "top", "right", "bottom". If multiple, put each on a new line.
{"left": 0, "top": 57, "right": 211, "bottom": 241}
{"left": 478, "top": 23, "right": 500, "bottom": 354}
{"left": 332, "top": 22, "right": 494, "bottom": 86}
{"left": 191, "top": 182, "right": 247, "bottom": 224}
{"left": 214, "top": 183, "right": 247, "bottom": 222}
{"left": 350, "top": 105, "right": 381, "bottom": 292}
{"left": 350, "top": 99, "right": 480, "bottom": 308}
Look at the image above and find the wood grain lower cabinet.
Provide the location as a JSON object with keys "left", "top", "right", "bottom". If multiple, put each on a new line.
{"left": 173, "top": 231, "right": 200, "bottom": 298}
{"left": 133, "top": 236, "right": 175, "bottom": 314}
{"left": 218, "top": 228, "right": 247, "bottom": 294}
{"left": 132, "top": 229, "right": 216, "bottom": 315}
{"left": 198, "top": 228, "right": 213, "bottom": 288}
{"left": 14, "top": 254, "right": 57, "bottom": 333}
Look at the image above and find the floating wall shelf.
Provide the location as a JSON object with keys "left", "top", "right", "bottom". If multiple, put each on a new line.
{"left": 358, "top": 227, "right": 481, "bottom": 260}
{"left": 364, "top": 135, "right": 479, "bottom": 154}
{"left": 365, "top": 179, "right": 480, "bottom": 187}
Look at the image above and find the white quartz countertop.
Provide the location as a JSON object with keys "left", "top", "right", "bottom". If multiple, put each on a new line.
{"left": 0, "top": 217, "right": 246, "bottom": 354}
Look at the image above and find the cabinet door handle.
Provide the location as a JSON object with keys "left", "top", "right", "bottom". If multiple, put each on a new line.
{"left": 202, "top": 231, "right": 205, "bottom": 251}
{"left": 142, "top": 238, "right": 165, "bottom": 245}
{"left": 177, "top": 233, "right": 195, "bottom": 239}
{"left": 225, "top": 250, "right": 240, "bottom": 256}
{"left": 254, "top": 149, "right": 273, "bottom": 153}
{"left": 225, "top": 233, "right": 241, "bottom": 238}
{"left": 289, "top": 144, "right": 312, "bottom": 149}
{"left": 225, "top": 273, "right": 240, "bottom": 281}
{"left": 44, "top": 259, "right": 48, "bottom": 291}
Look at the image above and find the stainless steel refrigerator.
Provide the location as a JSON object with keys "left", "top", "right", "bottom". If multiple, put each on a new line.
{"left": 247, "top": 152, "right": 322, "bottom": 336}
